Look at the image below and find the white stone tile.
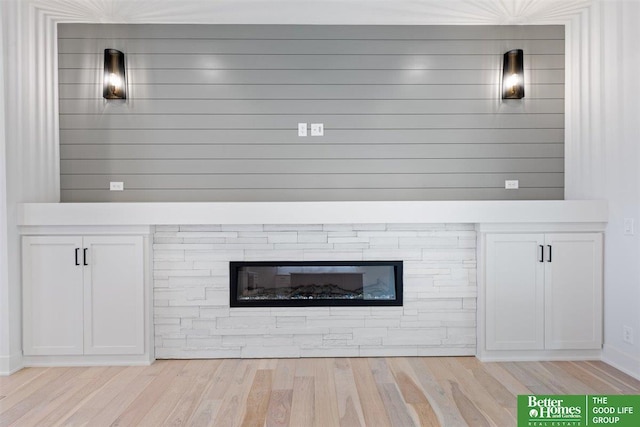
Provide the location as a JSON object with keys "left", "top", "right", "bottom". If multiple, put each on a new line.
{"left": 155, "top": 324, "right": 181, "bottom": 335}
{"left": 462, "top": 298, "right": 477, "bottom": 309}
{"left": 245, "top": 250, "right": 304, "bottom": 261}
{"left": 178, "top": 231, "right": 238, "bottom": 239}
{"left": 359, "top": 346, "right": 418, "bottom": 357}
{"left": 221, "top": 224, "right": 264, "bottom": 232}
{"left": 363, "top": 249, "right": 422, "bottom": 261}
{"left": 306, "top": 318, "right": 365, "bottom": 328}
{"left": 156, "top": 225, "right": 180, "bottom": 232}
{"left": 182, "top": 250, "right": 228, "bottom": 261}
{"left": 421, "top": 248, "right": 476, "bottom": 261}
{"left": 199, "top": 307, "right": 230, "bottom": 318}
{"left": 154, "top": 306, "right": 200, "bottom": 318}
{"left": 368, "top": 237, "right": 399, "bottom": 248}
{"left": 302, "top": 251, "right": 363, "bottom": 261}
{"left": 162, "top": 338, "right": 187, "bottom": 348}
{"left": 364, "top": 318, "right": 401, "bottom": 328}
{"left": 264, "top": 224, "right": 323, "bottom": 231}
{"left": 155, "top": 243, "right": 216, "bottom": 251}
{"left": 458, "top": 238, "right": 477, "bottom": 248}
{"left": 154, "top": 250, "right": 185, "bottom": 261}
{"left": 276, "top": 316, "right": 306, "bottom": 327}
{"left": 186, "top": 337, "right": 223, "bottom": 348}
{"left": 241, "top": 346, "right": 301, "bottom": 358}
{"left": 399, "top": 237, "right": 458, "bottom": 248}
{"left": 323, "top": 333, "right": 353, "bottom": 340}
{"left": 217, "top": 316, "right": 276, "bottom": 329}
{"left": 153, "top": 237, "right": 185, "bottom": 244}
{"left": 180, "top": 225, "right": 223, "bottom": 232}
{"left": 154, "top": 318, "right": 181, "bottom": 325}
{"left": 298, "top": 232, "right": 328, "bottom": 243}
{"left": 273, "top": 243, "right": 335, "bottom": 250}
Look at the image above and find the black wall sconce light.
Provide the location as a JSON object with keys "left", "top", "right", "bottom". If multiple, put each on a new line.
{"left": 103, "top": 49, "right": 126, "bottom": 100}
{"left": 502, "top": 49, "right": 524, "bottom": 99}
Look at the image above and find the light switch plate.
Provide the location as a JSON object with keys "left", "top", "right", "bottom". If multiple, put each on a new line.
{"left": 110, "top": 181, "right": 124, "bottom": 191}
{"left": 624, "top": 218, "right": 635, "bottom": 236}
{"left": 311, "top": 123, "right": 324, "bottom": 136}
{"left": 505, "top": 180, "right": 519, "bottom": 189}
{"left": 298, "top": 123, "right": 307, "bottom": 137}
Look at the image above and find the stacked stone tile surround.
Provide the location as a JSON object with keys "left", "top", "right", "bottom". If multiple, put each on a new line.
{"left": 153, "top": 223, "right": 477, "bottom": 358}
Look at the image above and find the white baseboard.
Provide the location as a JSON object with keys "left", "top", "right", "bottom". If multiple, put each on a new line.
{"left": 602, "top": 344, "right": 640, "bottom": 381}
{"left": 0, "top": 352, "right": 24, "bottom": 376}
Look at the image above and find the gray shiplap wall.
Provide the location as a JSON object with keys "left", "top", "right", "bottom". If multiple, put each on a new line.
{"left": 58, "top": 24, "right": 564, "bottom": 202}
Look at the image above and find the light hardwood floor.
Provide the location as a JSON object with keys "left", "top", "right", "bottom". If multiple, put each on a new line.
{"left": 1, "top": 357, "right": 639, "bottom": 426}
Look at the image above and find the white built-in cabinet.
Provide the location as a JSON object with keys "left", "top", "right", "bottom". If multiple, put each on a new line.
{"left": 22, "top": 235, "right": 145, "bottom": 356}
{"left": 483, "top": 232, "right": 603, "bottom": 355}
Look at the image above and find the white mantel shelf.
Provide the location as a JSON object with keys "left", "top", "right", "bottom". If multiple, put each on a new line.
{"left": 18, "top": 200, "right": 608, "bottom": 226}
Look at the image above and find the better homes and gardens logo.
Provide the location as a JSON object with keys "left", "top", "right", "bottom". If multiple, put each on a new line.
{"left": 518, "top": 395, "right": 640, "bottom": 427}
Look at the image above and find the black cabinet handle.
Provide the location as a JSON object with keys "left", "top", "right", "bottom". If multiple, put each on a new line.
{"left": 547, "top": 245, "right": 552, "bottom": 262}
{"left": 75, "top": 248, "right": 80, "bottom": 266}
{"left": 83, "top": 248, "right": 88, "bottom": 266}
{"left": 539, "top": 245, "right": 544, "bottom": 263}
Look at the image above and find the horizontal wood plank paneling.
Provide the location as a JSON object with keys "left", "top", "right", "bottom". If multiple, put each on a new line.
{"left": 58, "top": 24, "right": 564, "bottom": 202}
{"left": 59, "top": 99, "right": 565, "bottom": 115}
{"left": 58, "top": 84, "right": 565, "bottom": 100}
{"left": 59, "top": 129, "right": 564, "bottom": 144}
{"left": 60, "top": 143, "right": 564, "bottom": 159}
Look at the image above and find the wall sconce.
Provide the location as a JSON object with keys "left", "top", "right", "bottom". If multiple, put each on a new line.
{"left": 103, "top": 49, "right": 126, "bottom": 99}
{"left": 502, "top": 49, "right": 524, "bottom": 99}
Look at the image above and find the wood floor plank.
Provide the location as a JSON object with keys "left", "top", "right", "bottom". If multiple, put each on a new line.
{"left": 406, "top": 357, "right": 467, "bottom": 426}
{"left": 289, "top": 376, "right": 314, "bottom": 427}
{"left": 313, "top": 358, "right": 341, "bottom": 427}
{"left": 446, "top": 357, "right": 518, "bottom": 420}
{"left": 163, "top": 359, "right": 223, "bottom": 426}
{"left": 501, "top": 362, "right": 557, "bottom": 395}
{"left": 240, "top": 369, "right": 273, "bottom": 427}
{"left": 387, "top": 359, "right": 440, "bottom": 427}
{"left": 333, "top": 358, "right": 366, "bottom": 427}
{"left": 420, "top": 358, "right": 494, "bottom": 426}
{"left": 110, "top": 360, "right": 189, "bottom": 426}
{"left": 266, "top": 389, "right": 293, "bottom": 427}
{"left": 583, "top": 360, "right": 640, "bottom": 392}
{"left": 553, "top": 361, "right": 626, "bottom": 394}
{"left": 54, "top": 366, "right": 146, "bottom": 426}
{"left": 350, "top": 357, "right": 394, "bottom": 427}
{"left": 0, "top": 367, "right": 74, "bottom": 418}
{"left": 378, "top": 382, "right": 418, "bottom": 427}
{"left": 2, "top": 357, "right": 638, "bottom": 427}
{"left": 212, "top": 360, "right": 257, "bottom": 427}
{"left": 272, "top": 358, "right": 296, "bottom": 391}
{"left": 427, "top": 358, "right": 510, "bottom": 427}
{"left": 5, "top": 370, "right": 94, "bottom": 427}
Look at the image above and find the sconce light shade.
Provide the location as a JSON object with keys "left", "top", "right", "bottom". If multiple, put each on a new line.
{"left": 103, "top": 49, "right": 126, "bottom": 99}
{"left": 502, "top": 49, "right": 524, "bottom": 99}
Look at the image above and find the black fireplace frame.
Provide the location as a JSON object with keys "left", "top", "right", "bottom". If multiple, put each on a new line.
{"left": 229, "top": 260, "right": 403, "bottom": 307}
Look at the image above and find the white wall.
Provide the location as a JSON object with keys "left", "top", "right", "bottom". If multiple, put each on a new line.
{"left": 2, "top": 0, "right": 639, "bottom": 378}
{"left": 599, "top": 0, "right": 640, "bottom": 378}
{"left": 0, "top": 6, "right": 11, "bottom": 374}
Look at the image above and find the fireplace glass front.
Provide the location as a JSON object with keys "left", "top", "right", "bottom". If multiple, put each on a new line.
{"left": 230, "top": 261, "right": 403, "bottom": 307}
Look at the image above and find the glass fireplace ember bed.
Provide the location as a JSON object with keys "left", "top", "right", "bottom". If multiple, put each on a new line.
{"left": 229, "top": 261, "right": 403, "bottom": 307}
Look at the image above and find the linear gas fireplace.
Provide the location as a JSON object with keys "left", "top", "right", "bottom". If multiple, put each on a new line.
{"left": 230, "top": 261, "right": 403, "bottom": 307}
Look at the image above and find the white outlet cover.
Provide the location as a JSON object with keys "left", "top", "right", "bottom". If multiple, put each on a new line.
{"left": 297, "top": 123, "right": 307, "bottom": 137}
{"left": 505, "top": 180, "right": 519, "bottom": 189}
{"left": 311, "top": 123, "right": 324, "bottom": 136}
{"left": 110, "top": 181, "right": 124, "bottom": 191}
{"left": 624, "top": 218, "right": 635, "bottom": 236}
